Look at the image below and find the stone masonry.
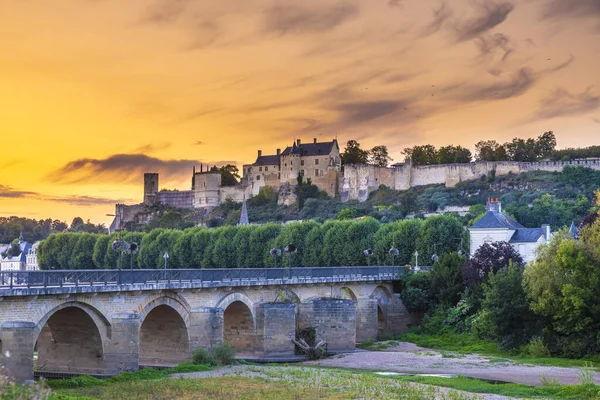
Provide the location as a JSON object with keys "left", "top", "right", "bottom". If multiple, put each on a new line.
{"left": 0, "top": 280, "right": 411, "bottom": 382}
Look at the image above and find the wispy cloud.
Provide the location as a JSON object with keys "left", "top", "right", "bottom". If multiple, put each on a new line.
{"left": 48, "top": 154, "right": 236, "bottom": 185}
{"left": 0, "top": 185, "right": 130, "bottom": 206}
{"left": 453, "top": 0, "right": 515, "bottom": 42}
{"left": 534, "top": 87, "right": 600, "bottom": 120}
{"left": 142, "top": 0, "right": 189, "bottom": 25}
{"left": 451, "top": 67, "right": 536, "bottom": 102}
{"left": 131, "top": 143, "right": 172, "bottom": 154}
{"left": 420, "top": 2, "right": 453, "bottom": 37}
{"left": 262, "top": 3, "right": 359, "bottom": 36}
{"left": 474, "top": 33, "right": 514, "bottom": 62}
{"left": 542, "top": 0, "right": 600, "bottom": 20}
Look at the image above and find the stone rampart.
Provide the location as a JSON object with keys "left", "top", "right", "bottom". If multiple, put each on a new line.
{"left": 343, "top": 159, "right": 600, "bottom": 202}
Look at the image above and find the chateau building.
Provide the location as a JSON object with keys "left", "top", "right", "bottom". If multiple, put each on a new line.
{"left": 243, "top": 138, "right": 342, "bottom": 197}
{"left": 0, "top": 234, "right": 39, "bottom": 271}
{"left": 469, "top": 198, "right": 552, "bottom": 263}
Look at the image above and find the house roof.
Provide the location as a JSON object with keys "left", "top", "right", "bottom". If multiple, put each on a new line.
{"left": 510, "top": 228, "right": 546, "bottom": 243}
{"left": 1, "top": 241, "right": 31, "bottom": 263}
{"left": 253, "top": 155, "right": 280, "bottom": 166}
{"left": 471, "top": 211, "right": 525, "bottom": 230}
{"left": 280, "top": 140, "right": 337, "bottom": 157}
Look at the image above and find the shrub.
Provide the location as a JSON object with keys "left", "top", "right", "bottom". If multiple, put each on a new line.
{"left": 523, "top": 337, "right": 550, "bottom": 358}
{"left": 192, "top": 348, "right": 218, "bottom": 366}
{"left": 212, "top": 343, "right": 236, "bottom": 365}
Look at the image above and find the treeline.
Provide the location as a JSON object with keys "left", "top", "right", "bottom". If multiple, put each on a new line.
{"left": 37, "top": 215, "right": 468, "bottom": 270}
{"left": 400, "top": 196, "right": 600, "bottom": 358}
{"left": 0, "top": 217, "right": 68, "bottom": 243}
{"left": 550, "top": 145, "right": 600, "bottom": 161}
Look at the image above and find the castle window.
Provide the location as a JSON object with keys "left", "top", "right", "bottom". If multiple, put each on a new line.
{"left": 259, "top": 167, "right": 262, "bottom": 172}
{"left": 256, "top": 175, "right": 260, "bottom": 180}
{"left": 284, "top": 163, "right": 287, "bottom": 167}
{"left": 315, "top": 169, "right": 319, "bottom": 176}
{"left": 315, "top": 159, "right": 319, "bottom": 165}
{"left": 278, "top": 173, "right": 280, "bottom": 179}
{"left": 301, "top": 160, "right": 305, "bottom": 166}
{"left": 265, "top": 166, "right": 268, "bottom": 171}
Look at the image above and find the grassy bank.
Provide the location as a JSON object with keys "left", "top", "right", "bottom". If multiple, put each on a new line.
{"left": 396, "top": 332, "right": 600, "bottom": 369}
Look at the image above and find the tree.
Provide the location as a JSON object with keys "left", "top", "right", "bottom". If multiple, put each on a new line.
{"left": 429, "top": 253, "right": 465, "bottom": 307}
{"left": 474, "top": 140, "right": 507, "bottom": 161}
{"left": 524, "top": 229, "right": 600, "bottom": 357}
{"left": 462, "top": 241, "right": 524, "bottom": 287}
{"left": 160, "top": 211, "right": 184, "bottom": 229}
{"left": 536, "top": 131, "right": 556, "bottom": 159}
{"left": 219, "top": 164, "right": 240, "bottom": 186}
{"left": 70, "top": 217, "right": 84, "bottom": 231}
{"left": 369, "top": 145, "right": 392, "bottom": 167}
{"left": 341, "top": 140, "right": 369, "bottom": 165}
{"left": 402, "top": 145, "right": 437, "bottom": 165}
{"left": 475, "top": 263, "right": 539, "bottom": 349}
{"left": 437, "top": 145, "right": 472, "bottom": 164}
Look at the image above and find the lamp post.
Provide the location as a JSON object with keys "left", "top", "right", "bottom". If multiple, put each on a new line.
{"left": 388, "top": 247, "right": 399, "bottom": 267}
{"left": 363, "top": 248, "right": 373, "bottom": 266}
{"left": 431, "top": 243, "right": 441, "bottom": 264}
{"left": 283, "top": 244, "right": 296, "bottom": 278}
{"left": 163, "top": 252, "right": 169, "bottom": 280}
{"left": 270, "top": 248, "right": 282, "bottom": 268}
{"left": 413, "top": 250, "right": 419, "bottom": 271}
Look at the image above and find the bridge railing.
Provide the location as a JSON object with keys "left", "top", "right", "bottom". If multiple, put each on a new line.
{"left": 0, "top": 266, "right": 404, "bottom": 290}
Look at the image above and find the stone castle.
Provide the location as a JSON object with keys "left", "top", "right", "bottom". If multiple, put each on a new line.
{"left": 111, "top": 138, "right": 342, "bottom": 229}
{"left": 111, "top": 138, "right": 600, "bottom": 230}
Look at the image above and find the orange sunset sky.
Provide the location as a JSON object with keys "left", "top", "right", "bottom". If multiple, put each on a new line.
{"left": 1, "top": 0, "right": 599, "bottom": 226}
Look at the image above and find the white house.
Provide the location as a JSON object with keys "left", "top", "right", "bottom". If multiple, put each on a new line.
{"left": 0, "top": 234, "right": 34, "bottom": 271}
{"left": 469, "top": 198, "right": 551, "bottom": 263}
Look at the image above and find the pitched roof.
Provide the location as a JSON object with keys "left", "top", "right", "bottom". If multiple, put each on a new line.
{"left": 253, "top": 155, "right": 280, "bottom": 166}
{"left": 471, "top": 211, "right": 525, "bottom": 229}
{"left": 510, "top": 228, "right": 545, "bottom": 243}
{"left": 280, "top": 140, "right": 337, "bottom": 157}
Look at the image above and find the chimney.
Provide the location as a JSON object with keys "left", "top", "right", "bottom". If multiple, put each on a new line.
{"left": 313, "top": 138, "right": 317, "bottom": 144}
{"left": 258, "top": 150, "right": 262, "bottom": 158}
{"left": 542, "top": 224, "right": 551, "bottom": 240}
{"left": 276, "top": 148, "right": 281, "bottom": 155}
{"left": 486, "top": 197, "right": 502, "bottom": 213}
{"left": 193, "top": 165, "right": 196, "bottom": 174}
{"left": 200, "top": 163, "right": 203, "bottom": 172}
{"left": 296, "top": 139, "right": 301, "bottom": 146}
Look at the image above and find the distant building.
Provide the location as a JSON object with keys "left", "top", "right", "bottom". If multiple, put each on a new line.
{"left": 0, "top": 234, "right": 37, "bottom": 271}
{"left": 469, "top": 198, "right": 552, "bottom": 263}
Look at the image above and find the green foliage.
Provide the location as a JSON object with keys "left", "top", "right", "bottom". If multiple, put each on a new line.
{"left": 341, "top": 140, "right": 369, "bottom": 165}
{"left": 191, "top": 348, "right": 218, "bottom": 366}
{"left": 212, "top": 342, "right": 236, "bottom": 365}
{"left": 417, "top": 214, "right": 467, "bottom": 262}
{"left": 523, "top": 337, "right": 551, "bottom": 358}
{"left": 400, "top": 272, "right": 433, "bottom": 313}
{"left": 475, "top": 263, "right": 539, "bottom": 350}
{"left": 524, "top": 227, "right": 600, "bottom": 357}
{"left": 369, "top": 145, "right": 392, "bottom": 167}
{"left": 159, "top": 211, "right": 184, "bottom": 229}
{"left": 0, "top": 216, "right": 68, "bottom": 244}
{"left": 475, "top": 131, "right": 556, "bottom": 162}
{"left": 429, "top": 253, "right": 465, "bottom": 307}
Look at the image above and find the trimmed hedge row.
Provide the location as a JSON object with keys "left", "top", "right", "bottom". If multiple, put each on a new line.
{"left": 37, "top": 215, "right": 468, "bottom": 270}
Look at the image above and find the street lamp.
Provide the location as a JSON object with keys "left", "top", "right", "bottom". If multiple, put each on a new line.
{"left": 284, "top": 244, "right": 296, "bottom": 269}
{"left": 388, "top": 247, "right": 399, "bottom": 267}
{"left": 270, "top": 248, "right": 282, "bottom": 267}
{"left": 163, "top": 252, "right": 169, "bottom": 280}
{"left": 413, "top": 250, "right": 419, "bottom": 270}
{"left": 363, "top": 248, "right": 373, "bottom": 266}
{"left": 431, "top": 243, "right": 441, "bottom": 264}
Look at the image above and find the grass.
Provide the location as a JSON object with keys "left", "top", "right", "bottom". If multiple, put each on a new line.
{"left": 387, "top": 373, "right": 600, "bottom": 400}
{"left": 397, "top": 332, "right": 600, "bottom": 369}
{"left": 47, "top": 362, "right": 213, "bottom": 390}
{"left": 51, "top": 366, "right": 484, "bottom": 400}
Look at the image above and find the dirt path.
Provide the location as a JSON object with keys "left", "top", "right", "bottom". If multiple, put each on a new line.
{"left": 305, "top": 342, "right": 600, "bottom": 387}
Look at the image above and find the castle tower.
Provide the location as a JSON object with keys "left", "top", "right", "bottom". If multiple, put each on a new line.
{"left": 143, "top": 173, "right": 159, "bottom": 205}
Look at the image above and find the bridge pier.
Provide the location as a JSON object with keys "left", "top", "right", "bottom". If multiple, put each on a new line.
{"left": 189, "top": 307, "right": 223, "bottom": 352}
{"left": 104, "top": 314, "right": 140, "bottom": 375}
{"left": 255, "top": 303, "right": 296, "bottom": 358}
{"left": 355, "top": 298, "right": 378, "bottom": 342}
{"left": 298, "top": 299, "right": 356, "bottom": 353}
{"left": 0, "top": 321, "right": 36, "bottom": 383}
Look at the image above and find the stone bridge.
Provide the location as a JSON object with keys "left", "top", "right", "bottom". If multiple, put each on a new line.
{"left": 0, "top": 267, "right": 413, "bottom": 382}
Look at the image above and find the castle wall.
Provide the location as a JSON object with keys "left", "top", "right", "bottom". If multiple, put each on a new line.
{"left": 343, "top": 159, "right": 600, "bottom": 202}
{"left": 219, "top": 185, "right": 251, "bottom": 203}
{"left": 155, "top": 191, "right": 194, "bottom": 209}
{"left": 194, "top": 172, "right": 221, "bottom": 209}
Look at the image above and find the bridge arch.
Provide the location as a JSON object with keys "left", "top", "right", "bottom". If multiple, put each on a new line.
{"left": 338, "top": 286, "right": 358, "bottom": 301}
{"left": 35, "top": 301, "right": 110, "bottom": 375}
{"left": 371, "top": 285, "right": 393, "bottom": 338}
{"left": 217, "top": 292, "right": 259, "bottom": 355}
{"left": 138, "top": 295, "right": 191, "bottom": 367}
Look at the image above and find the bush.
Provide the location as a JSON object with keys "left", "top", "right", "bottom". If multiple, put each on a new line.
{"left": 523, "top": 337, "right": 550, "bottom": 358}
{"left": 192, "top": 348, "right": 218, "bottom": 366}
{"left": 212, "top": 343, "right": 236, "bottom": 365}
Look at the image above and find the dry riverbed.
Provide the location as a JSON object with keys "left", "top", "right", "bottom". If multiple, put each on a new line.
{"left": 306, "top": 342, "right": 600, "bottom": 387}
